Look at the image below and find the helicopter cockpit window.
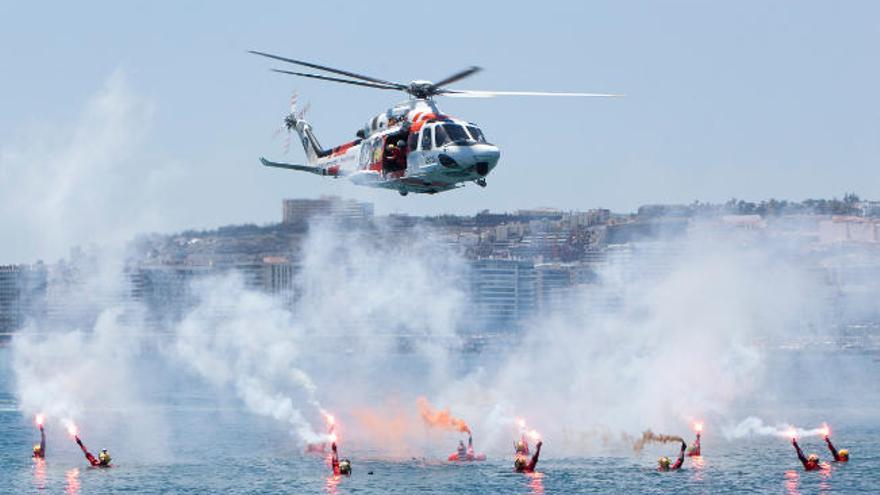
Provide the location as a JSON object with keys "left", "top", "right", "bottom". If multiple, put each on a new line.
{"left": 420, "top": 126, "right": 433, "bottom": 150}
{"left": 435, "top": 124, "right": 471, "bottom": 147}
{"left": 466, "top": 126, "right": 487, "bottom": 143}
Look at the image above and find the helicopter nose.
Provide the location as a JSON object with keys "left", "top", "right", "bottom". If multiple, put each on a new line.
{"left": 471, "top": 144, "right": 500, "bottom": 176}
{"left": 438, "top": 144, "right": 500, "bottom": 175}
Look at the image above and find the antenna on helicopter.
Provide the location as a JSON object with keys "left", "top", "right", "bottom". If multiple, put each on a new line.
{"left": 249, "top": 51, "right": 622, "bottom": 99}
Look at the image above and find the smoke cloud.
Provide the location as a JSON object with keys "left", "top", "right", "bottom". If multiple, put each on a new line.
{"left": 631, "top": 430, "right": 685, "bottom": 453}
{"left": 723, "top": 416, "right": 827, "bottom": 439}
{"left": 5, "top": 78, "right": 868, "bottom": 460}
{"left": 417, "top": 397, "right": 471, "bottom": 434}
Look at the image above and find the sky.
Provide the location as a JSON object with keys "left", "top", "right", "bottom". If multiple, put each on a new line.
{"left": 1, "top": 1, "right": 879, "bottom": 263}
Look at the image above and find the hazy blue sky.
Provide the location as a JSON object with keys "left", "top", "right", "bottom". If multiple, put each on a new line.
{"left": 1, "top": 1, "right": 879, "bottom": 262}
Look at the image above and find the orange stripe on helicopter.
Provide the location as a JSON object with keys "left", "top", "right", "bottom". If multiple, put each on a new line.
{"left": 410, "top": 113, "right": 450, "bottom": 133}
{"left": 330, "top": 140, "right": 359, "bottom": 157}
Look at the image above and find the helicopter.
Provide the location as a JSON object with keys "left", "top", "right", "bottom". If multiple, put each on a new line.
{"left": 251, "top": 51, "right": 620, "bottom": 196}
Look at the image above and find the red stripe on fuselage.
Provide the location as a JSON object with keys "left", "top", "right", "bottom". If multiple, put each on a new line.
{"left": 330, "top": 140, "right": 358, "bottom": 157}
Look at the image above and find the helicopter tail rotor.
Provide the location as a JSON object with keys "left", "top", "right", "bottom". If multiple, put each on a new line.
{"left": 272, "top": 91, "right": 307, "bottom": 155}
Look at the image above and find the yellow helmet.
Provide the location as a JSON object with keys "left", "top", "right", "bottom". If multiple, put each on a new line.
{"left": 839, "top": 449, "right": 849, "bottom": 459}
{"left": 515, "top": 441, "right": 526, "bottom": 452}
{"left": 514, "top": 456, "right": 527, "bottom": 470}
{"left": 807, "top": 454, "right": 819, "bottom": 462}
{"left": 33, "top": 444, "right": 42, "bottom": 454}
{"left": 98, "top": 450, "right": 111, "bottom": 464}
{"left": 338, "top": 459, "right": 351, "bottom": 475}
{"left": 658, "top": 456, "right": 671, "bottom": 469}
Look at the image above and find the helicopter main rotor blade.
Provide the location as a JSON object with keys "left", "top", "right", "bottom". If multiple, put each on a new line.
{"left": 442, "top": 90, "right": 624, "bottom": 98}
{"left": 431, "top": 66, "right": 482, "bottom": 90}
{"left": 250, "top": 50, "right": 405, "bottom": 88}
{"left": 271, "top": 69, "right": 403, "bottom": 90}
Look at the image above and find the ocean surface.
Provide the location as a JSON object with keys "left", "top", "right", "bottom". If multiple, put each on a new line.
{"left": 2, "top": 348, "right": 879, "bottom": 494}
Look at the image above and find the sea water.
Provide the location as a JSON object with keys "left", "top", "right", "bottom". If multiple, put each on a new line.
{"left": 2, "top": 348, "right": 879, "bottom": 494}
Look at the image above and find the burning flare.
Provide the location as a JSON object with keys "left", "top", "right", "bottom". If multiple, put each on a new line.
{"left": 35, "top": 413, "right": 46, "bottom": 427}
{"left": 693, "top": 421, "right": 703, "bottom": 433}
{"left": 820, "top": 423, "right": 830, "bottom": 437}
{"left": 632, "top": 430, "right": 685, "bottom": 453}
{"left": 417, "top": 397, "right": 470, "bottom": 434}
{"left": 63, "top": 419, "right": 78, "bottom": 438}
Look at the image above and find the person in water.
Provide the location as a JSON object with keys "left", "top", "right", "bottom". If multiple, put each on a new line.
{"left": 32, "top": 422, "right": 46, "bottom": 459}
{"left": 514, "top": 440, "right": 542, "bottom": 473}
{"left": 450, "top": 435, "right": 485, "bottom": 461}
{"left": 792, "top": 437, "right": 821, "bottom": 471}
{"left": 457, "top": 439, "right": 468, "bottom": 459}
{"left": 515, "top": 436, "right": 530, "bottom": 456}
{"left": 824, "top": 433, "right": 849, "bottom": 462}
{"left": 687, "top": 431, "right": 701, "bottom": 457}
{"left": 658, "top": 441, "right": 687, "bottom": 471}
{"left": 331, "top": 442, "right": 351, "bottom": 476}
{"left": 75, "top": 435, "right": 111, "bottom": 467}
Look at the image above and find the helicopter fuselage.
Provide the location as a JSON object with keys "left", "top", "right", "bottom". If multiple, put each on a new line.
{"left": 264, "top": 98, "right": 500, "bottom": 195}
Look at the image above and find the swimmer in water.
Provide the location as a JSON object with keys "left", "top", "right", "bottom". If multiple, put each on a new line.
{"left": 658, "top": 441, "right": 686, "bottom": 471}
{"left": 75, "top": 435, "right": 111, "bottom": 467}
{"left": 331, "top": 442, "right": 351, "bottom": 476}
{"left": 514, "top": 440, "right": 542, "bottom": 473}
{"left": 792, "top": 437, "right": 821, "bottom": 471}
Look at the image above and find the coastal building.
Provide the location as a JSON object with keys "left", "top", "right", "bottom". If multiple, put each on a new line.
{"left": 470, "top": 259, "right": 536, "bottom": 328}
{"left": 282, "top": 196, "right": 374, "bottom": 224}
{"left": 0, "top": 263, "right": 47, "bottom": 333}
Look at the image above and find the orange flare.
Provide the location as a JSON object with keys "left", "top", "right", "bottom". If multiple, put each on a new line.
{"left": 788, "top": 428, "right": 797, "bottom": 440}
{"left": 820, "top": 424, "right": 830, "bottom": 437}
{"left": 64, "top": 420, "right": 78, "bottom": 437}
{"left": 329, "top": 432, "right": 338, "bottom": 443}
{"left": 528, "top": 429, "right": 541, "bottom": 441}
{"left": 35, "top": 413, "right": 46, "bottom": 427}
{"left": 417, "top": 397, "right": 470, "bottom": 434}
{"left": 694, "top": 422, "right": 703, "bottom": 433}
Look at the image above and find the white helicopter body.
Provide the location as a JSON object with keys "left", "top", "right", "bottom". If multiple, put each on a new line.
{"left": 252, "top": 51, "right": 618, "bottom": 195}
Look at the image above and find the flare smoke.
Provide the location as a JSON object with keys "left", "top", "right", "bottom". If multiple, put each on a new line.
{"left": 417, "top": 397, "right": 471, "bottom": 434}
{"left": 632, "top": 430, "right": 685, "bottom": 453}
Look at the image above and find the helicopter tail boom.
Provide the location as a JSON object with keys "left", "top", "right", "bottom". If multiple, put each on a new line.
{"left": 286, "top": 115, "right": 329, "bottom": 166}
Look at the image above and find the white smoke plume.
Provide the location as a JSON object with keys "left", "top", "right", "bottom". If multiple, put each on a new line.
{"left": 12, "top": 306, "right": 171, "bottom": 461}
{"left": 431, "top": 236, "right": 825, "bottom": 456}
{"left": 172, "top": 274, "right": 325, "bottom": 444}
{"left": 0, "top": 70, "right": 182, "bottom": 265}
{"left": 723, "top": 416, "right": 827, "bottom": 439}
{"left": 7, "top": 72, "right": 181, "bottom": 461}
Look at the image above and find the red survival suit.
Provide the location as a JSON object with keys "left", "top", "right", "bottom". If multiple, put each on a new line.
{"left": 687, "top": 432, "right": 701, "bottom": 457}
{"left": 33, "top": 425, "right": 46, "bottom": 459}
{"left": 448, "top": 435, "right": 486, "bottom": 462}
{"left": 514, "top": 440, "right": 542, "bottom": 473}
{"left": 330, "top": 442, "right": 351, "bottom": 476}
{"left": 75, "top": 436, "right": 110, "bottom": 467}
{"left": 792, "top": 439, "right": 821, "bottom": 471}
{"left": 660, "top": 442, "right": 686, "bottom": 471}
{"left": 825, "top": 436, "right": 849, "bottom": 462}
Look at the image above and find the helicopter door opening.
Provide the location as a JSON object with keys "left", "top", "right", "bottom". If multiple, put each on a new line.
{"left": 383, "top": 131, "right": 408, "bottom": 175}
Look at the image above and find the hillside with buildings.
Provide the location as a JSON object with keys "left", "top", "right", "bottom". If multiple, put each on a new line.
{"left": 3, "top": 195, "right": 880, "bottom": 350}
